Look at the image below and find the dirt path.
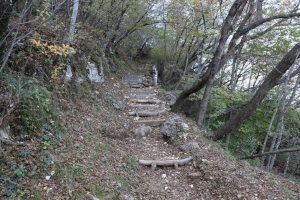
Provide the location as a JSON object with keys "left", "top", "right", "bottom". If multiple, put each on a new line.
{"left": 56, "top": 70, "right": 300, "bottom": 200}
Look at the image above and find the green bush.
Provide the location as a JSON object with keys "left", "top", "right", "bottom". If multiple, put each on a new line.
{"left": 2, "top": 73, "right": 59, "bottom": 135}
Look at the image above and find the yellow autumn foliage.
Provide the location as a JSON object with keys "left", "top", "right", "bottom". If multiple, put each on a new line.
{"left": 29, "top": 39, "right": 76, "bottom": 57}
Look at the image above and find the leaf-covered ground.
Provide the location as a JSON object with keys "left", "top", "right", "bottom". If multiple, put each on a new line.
{"left": 1, "top": 68, "right": 300, "bottom": 199}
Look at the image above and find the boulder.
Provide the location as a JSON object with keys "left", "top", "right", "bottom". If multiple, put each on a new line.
{"left": 166, "top": 93, "right": 177, "bottom": 106}
{"left": 133, "top": 126, "right": 152, "bottom": 139}
{"left": 162, "top": 117, "right": 189, "bottom": 139}
{"left": 180, "top": 142, "right": 200, "bottom": 152}
{"left": 86, "top": 62, "right": 104, "bottom": 83}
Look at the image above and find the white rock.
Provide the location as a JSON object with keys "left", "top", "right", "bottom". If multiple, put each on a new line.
{"left": 164, "top": 186, "right": 168, "bottom": 190}
{"left": 0, "top": 125, "right": 10, "bottom": 142}
{"left": 190, "top": 184, "right": 194, "bottom": 188}
{"left": 182, "top": 123, "right": 189, "bottom": 131}
{"left": 162, "top": 174, "right": 167, "bottom": 179}
{"left": 64, "top": 65, "right": 73, "bottom": 82}
{"left": 45, "top": 176, "right": 51, "bottom": 180}
{"left": 86, "top": 62, "right": 104, "bottom": 83}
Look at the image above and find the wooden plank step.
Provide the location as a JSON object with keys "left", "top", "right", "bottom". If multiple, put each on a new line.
{"left": 129, "top": 99, "right": 162, "bottom": 104}
{"left": 134, "top": 119, "right": 165, "bottom": 127}
{"left": 129, "top": 104, "right": 160, "bottom": 109}
{"left": 128, "top": 110, "right": 166, "bottom": 117}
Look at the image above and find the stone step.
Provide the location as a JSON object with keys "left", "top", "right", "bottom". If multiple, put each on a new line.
{"left": 134, "top": 119, "right": 165, "bottom": 127}
{"left": 128, "top": 109, "right": 166, "bottom": 117}
{"left": 129, "top": 99, "right": 162, "bottom": 104}
{"left": 129, "top": 104, "right": 160, "bottom": 109}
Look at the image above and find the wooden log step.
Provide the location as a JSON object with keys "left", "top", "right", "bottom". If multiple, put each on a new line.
{"left": 134, "top": 119, "right": 165, "bottom": 127}
{"left": 130, "top": 84, "right": 143, "bottom": 88}
{"left": 128, "top": 109, "right": 166, "bottom": 117}
{"left": 128, "top": 90, "right": 155, "bottom": 94}
{"left": 139, "top": 156, "right": 194, "bottom": 171}
{"left": 129, "top": 94, "right": 155, "bottom": 99}
{"left": 129, "top": 104, "right": 160, "bottom": 109}
{"left": 129, "top": 99, "right": 162, "bottom": 104}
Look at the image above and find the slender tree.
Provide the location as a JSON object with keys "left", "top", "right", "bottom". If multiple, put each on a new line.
{"left": 213, "top": 43, "right": 300, "bottom": 140}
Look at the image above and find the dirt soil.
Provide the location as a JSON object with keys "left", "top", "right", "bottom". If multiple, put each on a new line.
{"left": 4, "top": 65, "right": 299, "bottom": 200}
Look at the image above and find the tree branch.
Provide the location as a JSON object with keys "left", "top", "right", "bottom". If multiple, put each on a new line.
{"left": 239, "top": 147, "right": 300, "bottom": 160}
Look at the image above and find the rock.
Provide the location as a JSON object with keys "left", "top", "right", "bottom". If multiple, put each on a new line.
{"left": 121, "top": 195, "right": 134, "bottom": 200}
{"left": 162, "top": 117, "right": 188, "bottom": 139}
{"left": 109, "top": 64, "right": 116, "bottom": 73}
{"left": 76, "top": 77, "right": 84, "bottom": 83}
{"left": 166, "top": 93, "right": 177, "bottom": 106}
{"left": 0, "top": 125, "right": 10, "bottom": 142}
{"left": 133, "top": 126, "right": 152, "bottom": 139}
{"left": 86, "top": 62, "right": 104, "bottom": 83}
{"left": 64, "top": 65, "right": 73, "bottom": 82}
{"left": 121, "top": 117, "right": 130, "bottom": 130}
{"left": 180, "top": 142, "right": 200, "bottom": 152}
{"left": 113, "top": 101, "right": 125, "bottom": 111}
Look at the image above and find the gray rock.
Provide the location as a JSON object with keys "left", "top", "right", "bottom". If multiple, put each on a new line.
{"left": 162, "top": 117, "right": 188, "bottom": 139}
{"left": 121, "top": 195, "right": 134, "bottom": 200}
{"left": 0, "top": 125, "right": 10, "bottom": 142}
{"left": 64, "top": 65, "right": 73, "bottom": 82}
{"left": 109, "top": 64, "right": 116, "bottom": 73}
{"left": 121, "top": 117, "right": 130, "bottom": 130}
{"left": 86, "top": 62, "right": 104, "bottom": 83}
{"left": 76, "top": 77, "right": 84, "bottom": 83}
{"left": 166, "top": 93, "right": 177, "bottom": 106}
{"left": 180, "top": 142, "right": 200, "bottom": 152}
{"left": 134, "top": 126, "right": 152, "bottom": 139}
{"left": 113, "top": 101, "right": 126, "bottom": 111}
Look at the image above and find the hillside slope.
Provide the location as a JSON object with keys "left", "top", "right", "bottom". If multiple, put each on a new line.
{"left": 1, "top": 65, "right": 299, "bottom": 200}
{"left": 47, "top": 67, "right": 299, "bottom": 199}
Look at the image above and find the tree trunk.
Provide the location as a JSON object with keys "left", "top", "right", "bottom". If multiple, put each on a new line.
{"left": 260, "top": 89, "right": 283, "bottom": 166}
{"left": 239, "top": 147, "right": 300, "bottom": 160}
{"left": 171, "top": 1, "right": 300, "bottom": 112}
{"left": 283, "top": 152, "right": 291, "bottom": 176}
{"left": 172, "top": 0, "right": 247, "bottom": 112}
{"left": 69, "top": 0, "right": 79, "bottom": 44}
{"left": 266, "top": 68, "right": 293, "bottom": 168}
{"left": 256, "top": 0, "right": 264, "bottom": 20}
{"left": 197, "top": 76, "right": 215, "bottom": 125}
{"left": 0, "top": 1, "right": 14, "bottom": 63}
{"left": 212, "top": 43, "right": 300, "bottom": 141}
{"left": 268, "top": 73, "right": 300, "bottom": 170}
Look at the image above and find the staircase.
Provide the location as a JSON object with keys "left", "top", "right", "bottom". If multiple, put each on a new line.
{"left": 124, "top": 74, "right": 167, "bottom": 127}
